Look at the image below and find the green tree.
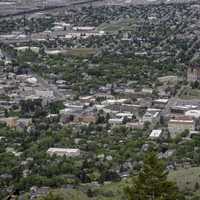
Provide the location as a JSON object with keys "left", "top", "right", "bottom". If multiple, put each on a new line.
{"left": 125, "top": 152, "right": 184, "bottom": 200}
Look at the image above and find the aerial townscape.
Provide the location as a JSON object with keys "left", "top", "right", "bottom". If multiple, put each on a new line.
{"left": 2, "top": 0, "right": 200, "bottom": 199}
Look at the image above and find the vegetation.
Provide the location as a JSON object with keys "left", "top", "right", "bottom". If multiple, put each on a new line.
{"left": 125, "top": 152, "right": 184, "bottom": 200}
{"left": 1, "top": 2, "right": 200, "bottom": 200}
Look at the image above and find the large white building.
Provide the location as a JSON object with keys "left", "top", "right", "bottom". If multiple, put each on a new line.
{"left": 168, "top": 118, "right": 195, "bottom": 138}
{"left": 149, "top": 129, "right": 162, "bottom": 139}
{"left": 185, "top": 110, "right": 200, "bottom": 119}
{"left": 142, "top": 108, "right": 161, "bottom": 124}
{"left": 47, "top": 148, "right": 80, "bottom": 157}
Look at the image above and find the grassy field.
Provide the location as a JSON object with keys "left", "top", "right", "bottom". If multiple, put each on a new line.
{"left": 85, "top": 168, "right": 200, "bottom": 198}
{"left": 169, "top": 167, "right": 200, "bottom": 194}
{"left": 35, "top": 189, "right": 90, "bottom": 200}
{"left": 34, "top": 180, "right": 128, "bottom": 200}
{"left": 65, "top": 48, "right": 96, "bottom": 57}
{"left": 34, "top": 167, "right": 200, "bottom": 199}
{"left": 94, "top": 180, "right": 128, "bottom": 200}
{"left": 98, "top": 18, "right": 136, "bottom": 33}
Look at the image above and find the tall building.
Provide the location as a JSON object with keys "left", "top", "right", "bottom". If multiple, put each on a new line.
{"left": 187, "top": 64, "right": 200, "bottom": 82}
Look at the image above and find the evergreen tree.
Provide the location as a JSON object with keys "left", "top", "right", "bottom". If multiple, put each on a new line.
{"left": 125, "top": 152, "right": 185, "bottom": 200}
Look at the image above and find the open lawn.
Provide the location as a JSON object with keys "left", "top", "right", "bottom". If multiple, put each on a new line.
{"left": 35, "top": 180, "right": 128, "bottom": 200}
{"left": 94, "top": 180, "right": 128, "bottom": 200}
{"left": 98, "top": 18, "right": 136, "bottom": 33}
{"left": 35, "top": 168, "right": 200, "bottom": 200}
{"left": 66, "top": 48, "right": 96, "bottom": 57}
{"left": 169, "top": 167, "right": 200, "bottom": 194}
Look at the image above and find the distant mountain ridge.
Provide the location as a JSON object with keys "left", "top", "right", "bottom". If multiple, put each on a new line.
{"left": 0, "top": 0, "right": 198, "bottom": 5}
{"left": 0, "top": 0, "right": 199, "bottom": 17}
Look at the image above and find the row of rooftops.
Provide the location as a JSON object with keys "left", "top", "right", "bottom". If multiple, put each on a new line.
{"left": 0, "top": 25, "right": 105, "bottom": 44}
{"left": 60, "top": 93, "right": 200, "bottom": 132}
{"left": 0, "top": 66, "right": 57, "bottom": 107}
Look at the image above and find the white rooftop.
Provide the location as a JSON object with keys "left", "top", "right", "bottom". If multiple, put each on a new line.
{"left": 116, "top": 112, "right": 133, "bottom": 118}
{"left": 154, "top": 99, "right": 169, "bottom": 104}
{"left": 26, "top": 77, "right": 37, "bottom": 84}
{"left": 149, "top": 129, "right": 162, "bottom": 138}
{"left": 47, "top": 148, "right": 79, "bottom": 153}
{"left": 147, "top": 108, "right": 161, "bottom": 112}
{"left": 109, "top": 118, "right": 123, "bottom": 124}
{"left": 102, "top": 99, "right": 128, "bottom": 105}
{"left": 169, "top": 119, "right": 194, "bottom": 124}
{"left": 185, "top": 110, "right": 200, "bottom": 118}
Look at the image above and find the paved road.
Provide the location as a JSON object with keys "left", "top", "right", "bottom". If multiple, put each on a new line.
{"left": 33, "top": 73, "right": 65, "bottom": 100}
{"left": 162, "top": 85, "right": 185, "bottom": 117}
